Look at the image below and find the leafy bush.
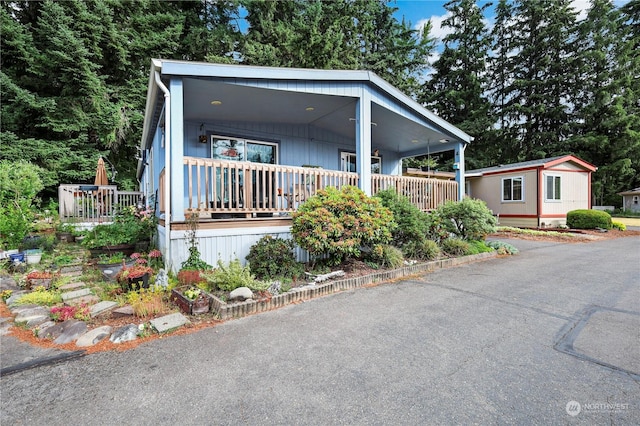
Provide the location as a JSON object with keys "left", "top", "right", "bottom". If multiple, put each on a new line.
{"left": 402, "top": 239, "right": 441, "bottom": 261}
{"left": 246, "top": 236, "right": 304, "bottom": 280}
{"left": 611, "top": 221, "right": 626, "bottom": 231}
{"left": 435, "top": 198, "right": 497, "bottom": 241}
{"left": 372, "top": 244, "right": 404, "bottom": 269}
{"left": 566, "top": 209, "right": 612, "bottom": 230}
{"left": 0, "top": 161, "right": 44, "bottom": 249}
{"left": 291, "top": 186, "right": 396, "bottom": 265}
{"left": 440, "top": 238, "right": 471, "bottom": 256}
{"left": 203, "top": 259, "right": 268, "bottom": 292}
{"left": 486, "top": 240, "right": 519, "bottom": 255}
{"left": 374, "top": 189, "right": 428, "bottom": 247}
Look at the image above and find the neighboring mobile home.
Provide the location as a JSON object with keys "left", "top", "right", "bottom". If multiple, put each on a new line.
{"left": 618, "top": 187, "right": 640, "bottom": 213}
{"left": 137, "top": 60, "right": 472, "bottom": 271}
{"left": 466, "top": 155, "right": 597, "bottom": 228}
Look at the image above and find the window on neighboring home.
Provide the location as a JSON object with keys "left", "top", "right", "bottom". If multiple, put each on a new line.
{"left": 340, "top": 151, "right": 381, "bottom": 174}
{"left": 633, "top": 196, "right": 639, "bottom": 205}
{"left": 545, "top": 175, "right": 561, "bottom": 201}
{"left": 502, "top": 176, "right": 523, "bottom": 202}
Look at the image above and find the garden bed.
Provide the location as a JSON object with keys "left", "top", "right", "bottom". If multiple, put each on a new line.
{"left": 210, "top": 252, "right": 497, "bottom": 320}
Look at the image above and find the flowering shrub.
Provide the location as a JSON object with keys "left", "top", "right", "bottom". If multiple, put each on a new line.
{"left": 291, "top": 186, "right": 396, "bottom": 265}
{"left": 148, "top": 249, "right": 163, "bottom": 269}
{"left": 81, "top": 205, "right": 158, "bottom": 248}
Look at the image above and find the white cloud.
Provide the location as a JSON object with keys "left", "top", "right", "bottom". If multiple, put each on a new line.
{"left": 570, "top": 0, "right": 590, "bottom": 21}
{"left": 414, "top": 12, "right": 453, "bottom": 43}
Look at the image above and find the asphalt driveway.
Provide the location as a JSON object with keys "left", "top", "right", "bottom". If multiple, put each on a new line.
{"left": 1, "top": 236, "right": 639, "bottom": 425}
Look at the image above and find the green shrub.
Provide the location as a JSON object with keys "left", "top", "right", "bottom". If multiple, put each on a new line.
{"left": 203, "top": 259, "right": 268, "bottom": 292}
{"left": 291, "top": 186, "right": 396, "bottom": 265}
{"left": 372, "top": 244, "right": 404, "bottom": 269}
{"left": 611, "top": 221, "right": 626, "bottom": 231}
{"left": 566, "top": 209, "right": 612, "bottom": 229}
{"left": 435, "top": 198, "right": 497, "bottom": 241}
{"left": 374, "top": 189, "right": 429, "bottom": 247}
{"left": 440, "top": 238, "right": 471, "bottom": 256}
{"left": 402, "top": 239, "right": 441, "bottom": 261}
{"left": 466, "top": 240, "right": 494, "bottom": 255}
{"left": 246, "top": 235, "right": 304, "bottom": 280}
{"left": 486, "top": 240, "right": 519, "bottom": 255}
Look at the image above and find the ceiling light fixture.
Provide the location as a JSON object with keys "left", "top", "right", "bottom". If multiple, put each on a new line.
{"left": 210, "top": 100, "right": 222, "bottom": 105}
{"left": 439, "top": 138, "right": 450, "bottom": 143}
{"left": 305, "top": 107, "right": 315, "bottom": 111}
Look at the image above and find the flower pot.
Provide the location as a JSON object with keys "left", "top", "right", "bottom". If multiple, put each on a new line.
{"left": 96, "top": 260, "right": 135, "bottom": 282}
{"left": 8, "top": 252, "right": 25, "bottom": 263}
{"left": 56, "top": 232, "right": 75, "bottom": 243}
{"left": 25, "top": 250, "right": 43, "bottom": 265}
{"left": 121, "top": 272, "right": 150, "bottom": 291}
{"left": 171, "top": 287, "right": 211, "bottom": 315}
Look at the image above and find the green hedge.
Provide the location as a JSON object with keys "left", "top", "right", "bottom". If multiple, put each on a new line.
{"left": 566, "top": 209, "right": 612, "bottom": 230}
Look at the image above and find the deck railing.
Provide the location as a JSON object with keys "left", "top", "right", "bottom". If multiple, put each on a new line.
{"left": 58, "top": 184, "right": 143, "bottom": 223}
{"left": 371, "top": 174, "right": 458, "bottom": 211}
{"left": 183, "top": 157, "right": 458, "bottom": 218}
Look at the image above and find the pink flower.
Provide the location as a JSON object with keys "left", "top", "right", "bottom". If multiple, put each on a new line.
{"left": 135, "top": 258, "right": 148, "bottom": 265}
{"left": 149, "top": 249, "right": 162, "bottom": 258}
{"left": 130, "top": 252, "right": 142, "bottom": 260}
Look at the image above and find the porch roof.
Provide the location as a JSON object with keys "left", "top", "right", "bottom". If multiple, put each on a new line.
{"left": 140, "top": 59, "right": 472, "bottom": 158}
{"left": 466, "top": 155, "right": 598, "bottom": 177}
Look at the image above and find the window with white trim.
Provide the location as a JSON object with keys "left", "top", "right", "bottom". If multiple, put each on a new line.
{"left": 545, "top": 175, "right": 561, "bottom": 201}
{"left": 502, "top": 176, "right": 523, "bottom": 202}
{"left": 340, "top": 151, "right": 381, "bottom": 174}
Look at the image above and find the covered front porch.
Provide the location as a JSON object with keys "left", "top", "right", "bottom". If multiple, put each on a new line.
{"left": 176, "top": 157, "right": 457, "bottom": 220}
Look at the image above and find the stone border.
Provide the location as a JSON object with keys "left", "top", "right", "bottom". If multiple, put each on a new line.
{"left": 210, "top": 252, "right": 497, "bottom": 320}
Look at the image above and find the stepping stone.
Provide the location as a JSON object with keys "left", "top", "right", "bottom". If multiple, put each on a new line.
{"left": 110, "top": 324, "right": 139, "bottom": 343}
{"left": 61, "top": 288, "right": 91, "bottom": 302}
{"left": 14, "top": 306, "right": 50, "bottom": 325}
{"left": 6, "top": 292, "right": 29, "bottom": 306}
{"left": 112, "top": 305, "right": 134, "bottom": 318}
{"left": 54, "top": 320, "right": 88, "bottom": 345}
{"left": 76, "top": 326, "right": 112, "bottom": 347}
{"left": 59, "top": 282, "right": 86, "bottom": 291}
{"left": 67, "top": 295, "right": 100, "bottom": 306}
{"left": 150, "top": 313, "right": 189, "bottom": 333}
{"left": 35, "top": 321, "right": 56, "bottom": 336}
{"left": 90, "top": 301, "right": 118, "bottom": 317}
{"left": 60, "top": 266, "right": 83, "bottom": 275}
{"left": 9, "top": 303, "right": 39, "bottom": 314}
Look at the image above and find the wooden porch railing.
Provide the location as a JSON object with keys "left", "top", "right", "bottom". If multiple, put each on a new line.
{"left": 58, "top": 184, "right": 143, "bottom": 223}
{"left": 183, "top": 157, "right": 458, "bottom": 218}
{"left": 183, "top": 157, "right": 359, "bottom": 217}
{"left": 371, "top": 174, "right": 458, "bottom": 211}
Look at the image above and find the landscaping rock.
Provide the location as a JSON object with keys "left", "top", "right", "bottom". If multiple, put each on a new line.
{"left": 61, "top": 288, "right": 91, "bottom": 302}
{"left": 150, "top": 313, "right": 189, "bottom": 333}
{"left": 0, "top": 317, "right": 12, "bottom": 335}
{"left": 67, "top": 295, "right": 100, "bottom": 306}
{"left": 14, "top": 307, "right": 50, "bottom": 326}
{"left": 9, "top": 303, "right": 40, "bottom": 314}
{"left": 5, "top": 292, "right": 29, "bottom": 306}
{"left": 34, "top": 321, "right": 56, "bottom": 337}
{"left": 110, "top": 324, "right": 139, "bottom": 343}
{"left": 0, "top": 273, "right": 19, "bottom": 290}
{"left": 76, "top": 326, "right": 112, "bottom": 347}
{"left": 111, "top": 305, "right": 134, "bottom": 318}
{"left": 54, "top": 320, "right": 88, "bottom": 344}
{"left": 229, "top": 287, "right": 253, "bottom": 301}
{"left": 90, "top": 301, "right": 118, "bottom": 317}
{"left": 59, "top": 282, "right": 86, "bottom": 291}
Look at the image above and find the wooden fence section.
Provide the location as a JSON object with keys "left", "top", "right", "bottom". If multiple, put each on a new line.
{"left": 58, "top": 184, "right": 142, "bottom": 223}
{"left": 183, "top": 157, "right": 359, "bottom": 217}
{"left": 183, "top": 157, "right": 458, "bottom": 218}
{"left": 371, "top": 174, "right": 458, "bottom": 211}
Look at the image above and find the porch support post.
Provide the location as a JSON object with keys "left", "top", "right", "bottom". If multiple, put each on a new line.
{"left": 169, "top": 77, "right": 185, "bottom": 222}
{"left": 356, "top": 88, "right": 372, "bottom": 195}
{"left": 455, "top": 142, "right": 466, "bottom": 200}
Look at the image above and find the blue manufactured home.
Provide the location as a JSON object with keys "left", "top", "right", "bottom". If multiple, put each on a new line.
{"left": 137, "top": 59, "right": 472, "bottom": 271}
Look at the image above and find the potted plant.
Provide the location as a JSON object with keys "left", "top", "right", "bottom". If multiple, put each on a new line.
{"left": 171, "top": 286, "right": 211, "bottom": 315}
{"left": 116, "top": 263, "right": 153, "bottom": 291}
{"left": 26, "top": 270, "right": 56, "bottom": 289}
{"left": 55, "top": 223, "right": 76, "bottom": 243}
{"left": 95, "top": 252, "right": 134, "bottom": 281}
{"left": 25, "top": 248, "right": 43, "bottom": 265}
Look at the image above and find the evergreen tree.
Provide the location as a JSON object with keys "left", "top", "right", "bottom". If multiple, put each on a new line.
{"left": 420, "top": 0, "right": 493, "bottom": 169}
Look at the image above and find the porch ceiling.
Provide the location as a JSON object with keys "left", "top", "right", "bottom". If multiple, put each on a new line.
{"left": 182, "top": 78, "right": 457, "bottom": 155}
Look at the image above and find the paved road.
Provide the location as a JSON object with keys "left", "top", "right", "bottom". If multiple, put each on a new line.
{"left": 1, "top": 236, "right": 639, "bottom": 425}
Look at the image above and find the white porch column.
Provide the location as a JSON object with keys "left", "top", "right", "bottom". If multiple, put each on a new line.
{"left": 355, "top": 89, "right": 372, "bottom": 195}
{"left": 170, "top": 77, "right": 185, "bottom": 222}
{"left": 455, "top": 142, "right": 466, "bottom": 200}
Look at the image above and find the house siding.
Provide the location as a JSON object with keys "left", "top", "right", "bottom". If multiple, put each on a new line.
{"left": 468, "top": 170, "right": 538, "bottom": 217}
{"left": 540, "top": 170, "right": 590, "bottom": 216}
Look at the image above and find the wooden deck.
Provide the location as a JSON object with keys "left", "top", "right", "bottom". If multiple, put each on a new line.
{"left": 58, "top": 184, "right": 143, "bottom": 223}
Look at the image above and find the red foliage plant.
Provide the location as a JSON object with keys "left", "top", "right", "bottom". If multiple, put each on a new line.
{"left": 177, "top": 269, "right": 201, "bottom": 286}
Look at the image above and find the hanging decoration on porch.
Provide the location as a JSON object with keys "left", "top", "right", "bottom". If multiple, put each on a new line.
{"left": 198, "top": 123, "right": 207, "bottom": 143}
